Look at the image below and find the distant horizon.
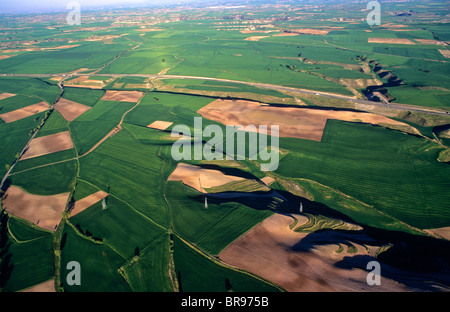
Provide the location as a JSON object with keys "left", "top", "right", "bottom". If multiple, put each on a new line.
{"left": 0, "top": 0, "right": 210, "bottom": 14}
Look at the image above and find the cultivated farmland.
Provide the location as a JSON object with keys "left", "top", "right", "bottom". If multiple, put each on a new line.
{"left": 0, "top": 0, "right": 449, "bottom": 295}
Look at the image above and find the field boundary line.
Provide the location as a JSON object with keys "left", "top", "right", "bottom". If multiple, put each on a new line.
{"left": 78, "top": 96, "right": 145, "bottom": 159}
{"left": 289, "top": 176, "right": 434, "bottom": 237}
{"left": 174, "top": 233, "right": 286, "bottom": 292}
{"left": 8, "top": 157, "right": 77, "bottom": 177}
{"left": 75, "top": 178, "right": 168, "bottom": 233}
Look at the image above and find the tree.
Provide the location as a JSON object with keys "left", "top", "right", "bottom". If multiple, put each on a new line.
{"left": 225, "top": 278, "right": 232, "bottom": 291}
{"left": 67, "top": 196, "right": 75, "bottom": 213}
{"left": 134, "top": 246, "right": 140, "bottom": 257}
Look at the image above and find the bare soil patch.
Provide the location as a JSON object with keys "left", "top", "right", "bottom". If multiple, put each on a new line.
{"left": 54, "top": 98, "right": 92, "bottom": 121}
{"left": 100, "top": 90, "right": 144, "bottom": 103}
{"left": 415, "top": 39, "right": 448, "bottom": 46}
{"left": 438, "top": 49, "right": 450, "bottom": 58}
{"left": 64, "top": 76, "right": 104, "bottom": 89}
{"left": 0, "top": 55, "right": 15, "bottom": 60}
{"left": 240, "top": 30, "right": 276, "bottom": 34}
{"left": 0, "top": 92, "right": 16, "bottom": 100}
{"left": 22, "top": 279, "right": 55, "bottom": 292}
{"left": 425, "top": 227, "right": 450, "bottom": 241}
{"left": 290, "top": 28, "right": 330, "bottom": 35}
{"left": 0, "top": 102, "right": 50, "bottom": 123}
{"left": 21, "top": 131, "right": 74, "bottom": 160}
{"left": 198, "top": 99, "right": 411, "bottom": 142}
{"left": 50, "top": 76, "right": 65, "bottom": 82}
{"left": 1, "top": 45, "right": 79, "bottom": 53}
{"left": 139, "top": 28, "right": 164, "bottom": 32}
{"left": 244, "top": 36, "right": 269, "bottom": 41}
{"left": 147, "top": 120, "right": 173, "bottom": 130}
{"left": 340, "top": 78, "right": 383, "bottom": 89}
{"left": 2, "top": 186, "right": 69, "bottom": 231}
{"left": 381, "top": 23, "right": 409, "bottom": 29}
{"left": 273, "top": 32, "right": 299, "bottom": 37}
{"left": 219, "top": 213, "right": 408, "bottom": 292}
{"left": 86, "top": 35, "right": 121, "bottom": 42}
{"left": 168, "top": 163, "right": 245, "bottom": 193}
{"left": 46, "top": 45, "right": 79, "bottom": 50}
{"left": 64, "top": 84, "right": 103, "bottom": 90}
{"left": 368, "top": 38, "right": 416, "bottom": 45}
{"left": 70, "top": 191, "right": 108, "bottom": 217}
{"left": 261, "top": 176, "right": 275, "bottom": 186}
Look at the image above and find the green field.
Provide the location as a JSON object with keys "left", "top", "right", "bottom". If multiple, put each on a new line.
{"left": 0, "top": 214, "right": 54, "bottom": 292}
{"left": 0, "top": 0, "right": 449, "bottom": 293}
{"left": 173, "top": 236, "right": 281, "bottom": 292}
{"left": 276, "top": 119, "right": 450, "bottom": 229}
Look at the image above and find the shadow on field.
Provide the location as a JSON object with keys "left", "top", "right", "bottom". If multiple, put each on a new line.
{"left": 0, "top": 210, "right": 14, "bottom": 290}
{"left": 207, "top": 186, "right": 450, "bottom": 291}
{"left": 290, "top": 225, "right": 450, "bottom": 291}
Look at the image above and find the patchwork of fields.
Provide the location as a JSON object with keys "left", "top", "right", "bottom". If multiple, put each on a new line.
{"left": 0, "top": 0, "right": 449, "bottom": 293}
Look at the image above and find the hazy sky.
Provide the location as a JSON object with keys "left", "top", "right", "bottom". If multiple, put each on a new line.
{"left": 0, "top": 0, "right": 197, "bottom": 13}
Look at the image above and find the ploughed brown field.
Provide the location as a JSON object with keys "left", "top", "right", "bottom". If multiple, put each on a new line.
{"left": 147, "top": 120, "right": 173, "bottom": 130}
{"left": 2, "top": 186, "right": 69, "bottom": 231}
{"left": 22, "top": 280, "right": 55, "bottom": 292}
{"left": 414, "top": 39, "right": 448, "bottom": 46}
{"left": 219, "top": 213, "right": 409, "bottom": 292}
{"left": 64, "top": 76, "right": 104, "bottom": 89}
{"left": 54, "top": 98, "right": 92, "bottom": 121}
{"left": 273, "top": 32, "right": 299, "bottom": 37}
{"left": 197, "top": 99, "right": 411, "bottom": 142}
{"left": 289, "top": 28, "right": 330, "bottom": 35}
{"left": 0, "top": 102, "right": 50, "bottom": 123}
{"left": 244, "top": 36, "right": 269, "bottom": 41}
{"left": 69, "top": 191, "right": 108, "bottom": 217}
{"left": 368, "top": 38, "right": 416, "bottom": 45}
{"left": 20, "top": 131, "right": 74, "bottom": 160}
{"left": 439, "top": 49, "right": 450, "bottom": 58}
{"left": 0, "top": 92, "right": 16, "bottom": 100}
{"left": 100, "top": 90, "right": 144, "bottom": 103}
{"left": 167, "top": 162, "right": 245, "bottom": 193}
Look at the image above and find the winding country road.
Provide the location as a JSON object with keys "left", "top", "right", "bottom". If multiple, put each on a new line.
{"left": 2, "top": 72, "right": 449, "bottom": 117}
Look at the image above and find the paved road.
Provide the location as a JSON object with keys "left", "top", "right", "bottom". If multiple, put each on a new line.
{"left": 1, "top": 73, "right": 449, "bottom": 116}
